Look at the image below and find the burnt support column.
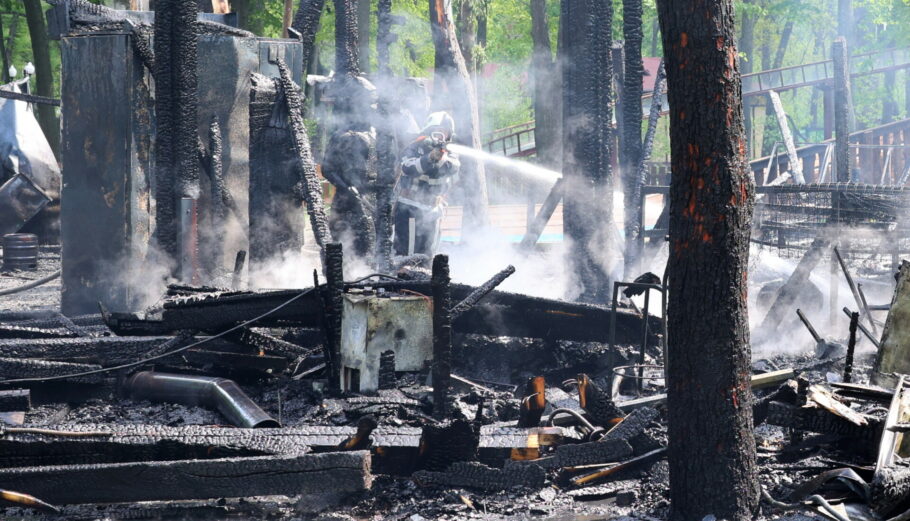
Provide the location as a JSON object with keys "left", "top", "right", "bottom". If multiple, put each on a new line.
{"left": 431, "top": 254, "right": 452, "bottom": 419}
{"left": 374, "top": 0, "right": 397, "bottom": 272}
{"left": 833, "top": 37, "right": 852, "bottom": 183}
{"left": 205, "top": 116, "right": 226, "bottom": 278}
{"left": 823, "top": 85, "right": 834, "bottom": 141}
{"left": 153, "top": 0, "right": 199, "bottom": 272}
{"left": 248, "top": 74, "right": 306, "bottom": 270}
{"left": 560, "top": 0, "right": 615, "bottom": 302}
{"left": 621, "top": 0, "right": 644, "bottom": 278}
{"left": 335, "top": 0, "right": 360, "bottom": 75}
{"left": 291, "top": 0, "right": 327, "bottom": 77}
{"left": 324, "top": 242, "right": 345, "bottom": 392}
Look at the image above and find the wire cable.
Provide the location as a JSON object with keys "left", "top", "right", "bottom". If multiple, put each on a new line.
{"left": 0, "top": 287, "right": 316, "bottom": 385}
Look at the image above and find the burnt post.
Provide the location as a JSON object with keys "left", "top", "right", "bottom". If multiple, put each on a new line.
{"left": 205, "top": 116, "right": 226, "bottom": 278}
{"left": 844, "top": 311, "right": 859, "bottom": 383}
{"left": 153, "top": 0, "right": 199, "bottom": 273}
{"left": 833, "top": 37, "right": 852, "bottom": 183}
{"left": 622, "top": 0, "right": 645, "bottom": 279}
{"left": 374, "top": 0, "right": 397, "bottom": 272}
{"left": 432, "top": 254, "right": 452, "bottom": 419}
{"left": 560, "top": 0, "right": 615, "bottom": 302}
{"left": 291, "top": 0, "right": 326, "bottom": 73}
{"left": 657, "top": 0, "right": 759, "bottom": 518}
{"left": 324, "top": 242, "right": 345, "bottom": 391}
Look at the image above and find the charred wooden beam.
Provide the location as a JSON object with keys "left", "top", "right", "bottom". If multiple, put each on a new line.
{"left": 450, "top": 265, "right": 515, "bottom": 319}
{"left": 418, "top": 419, "right": 478, "bottom": 471}
{"left": 276, "top": 59, "right": 332, "bottom": 263}
{"left": 225, "top": 328, "right": 314, "bottom": 359}
{"left": 0, "top": 452, "right": 372, "bottom": 505}
{"left": 291, "top": 0, "right": 327, "bottom": 73}
{"left": 413, "top": 460, "right": 546, "bottom": 491}
{"left": 0, "top": 336, "right": 191, "bottom": 365}
{"left": 0, "top": 358, "right": 101, "bottom": 383}
{"left": 531, "top": 438, "right": 633, "bottom": 470}
{"left": 248, "top": 74, "right": 307, "bottom": 268}
{"left": 432, "top": 254, "right": 453, "bottom": 419}
{"left": 766, "top": 401, "right": 880, "bottom": 440}
{"left": 0, "top": 325, "right": 76, "bottom": 340}
{"left": 0, "top": 390, "right": 29, "bottom": 412}
{"left": 833, "top": 37, "right": 853, "bottom": 183}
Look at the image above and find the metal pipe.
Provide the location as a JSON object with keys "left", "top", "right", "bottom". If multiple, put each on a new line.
{"left": 124, "top": 371, "right": 279, "bottom": 428}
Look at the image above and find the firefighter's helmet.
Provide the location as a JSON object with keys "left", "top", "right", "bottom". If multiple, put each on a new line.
{"left": 422, "top": 111, "right": 455, "bottom": 140}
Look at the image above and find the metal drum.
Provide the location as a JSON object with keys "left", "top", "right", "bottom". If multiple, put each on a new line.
{"left": 2, "top": 233, "right": 39, "bottom": 271}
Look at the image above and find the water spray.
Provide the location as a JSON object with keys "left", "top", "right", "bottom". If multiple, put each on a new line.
{"left": 446, "top": 144, "right": 562, "bottom": 186}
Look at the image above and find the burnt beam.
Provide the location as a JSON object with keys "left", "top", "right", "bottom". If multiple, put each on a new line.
{"left": 0, "top": 452, "right": 372, "bottom": 505}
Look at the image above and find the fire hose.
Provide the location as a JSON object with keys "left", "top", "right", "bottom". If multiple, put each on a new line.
{"left": 0, "top": 270, "right": 60, "bottom": 297}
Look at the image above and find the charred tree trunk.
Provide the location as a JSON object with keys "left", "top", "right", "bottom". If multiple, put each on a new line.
{"left": 656, "top": 0, "right": 758, "bottom": 518}
{"left": 23, "top": 0, "right": 59, "bottom": 157}
{"left": 292, "top": 0, "right": 327, "bottom": 74}
{"left": 429, "top": 0, "right": 489, "bottom": 230}
{"left": 530, "top": 0, "right": 561, "bottom": 168}
{"left": 621, "top": 0, "right": 644, "bottom": 278}
{"left": 335, "top": 0, "right": 361, "bottom": 75}
{"left": 375, "top": 0, "right": 397, "bottom": 271}
{"left": 153, "top": 0, "right": 199, "bottom": 270}
{"left": 560, "top": 0, "right": 615, "bottom": 302}
{"left": 357, "top": 0, "right": 371, "bottom": 72}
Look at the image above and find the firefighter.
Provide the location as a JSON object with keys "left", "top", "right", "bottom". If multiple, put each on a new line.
{"left": 394, "top": 111, "right": 460, "bottom": 257}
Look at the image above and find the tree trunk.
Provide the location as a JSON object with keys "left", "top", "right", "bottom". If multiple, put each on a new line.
{"left": 649, "top": 18, "right": 659, "bottom": 57}
{"left": 456, "top": 0, "right": 477, "bottom": 73}
{"left": 23, "top": 0, "right": 60, "bottom": 158}
{"left": 656, "top": 0, "right": 759, "bottom": 518}
{"left": 739, "top": 3, "right": 756, "bottom": 74}
{"left": 429, "top": 0, "right": 489, "bottom": 230}
{"left": 335, "top": 0, "right": 360, "bottom": 75}
{"left": 292, "top": 0, "right": 327, "bottom": 75}
{"left": 282, "top": 0, "right": 293, "bottom": 37}
{"left": 0, "top": 14, "right": 9, "bottom": 84}
{"left": 772, "top": 20, "right": 793, "bottom": 69}
{"left": 357, "top": 0, "right": 371, "bottom": 72}
{"left": 530, "top": 0, "right": 561, "bottom": 168}
{"left": 621, "top": 0, "right": 644, "bottom": 278}
{"left": 560, "top": 0, "right": 615, "bottom": 302}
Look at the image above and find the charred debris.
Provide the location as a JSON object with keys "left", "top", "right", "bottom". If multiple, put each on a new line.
{"left": 2, "top": 0, "right": 910, "bottom": 520}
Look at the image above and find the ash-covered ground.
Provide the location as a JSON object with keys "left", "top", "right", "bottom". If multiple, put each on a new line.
{"left": 0, "top": 252, "right": 892, "bottom": 521}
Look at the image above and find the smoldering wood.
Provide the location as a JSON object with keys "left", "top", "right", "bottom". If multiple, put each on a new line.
{"left": 0, "top": 452, "right": 372, "bottom": 505}
{"left": 432, "top": 254, "right": 453, "bottom": 419}
{"left": 450, "top": 265, "right": 516, "bottom": 319}
{"left": 0, "top": 358, "right": 102, "bottom": 383}
{"left": 248, "top": 73, "right": 307, "bottom": 269}
{"left": 291, "top": 0, "right": 326, "bottom": 73}
{"left": 153, "top": 0, "right": 199, "bottom": 265}
{"left": 530, "top": 438, "right": 634, "bottom": 470}
{"left": 0, "top": 336, "right": 186, "bottom": 365}
{"left": 559, "top": 0, "right": 614, "bottom": 301}
{"left": 276, "top": 60, "right": 332, "bottom": 261}
{"left": 765, "top": 401, "right": 880, "bottom": 440}
{"left": 224, "top": 328, "right": 315, "bottom": 359}
{"left": 324, "top": 243, "right": 345, "bottom": 390}
{"left": 231, "top": 250, "right": 246, "bottom": 290}
{"left": 413, "top": 460, "right": 546, "bottom": 491}
{"left": 118, "top": 282, "right": 656, "bottom": 346}
{"left": 334, "top": 0, "right": 360, "bottom": 75}
{"left": 756, "top": 238, "right": 831, "bottom": 340}
{"left": 0, "top": 325, "right": 76, "bottom": 340}
{"left": 601, "top": 407, "right": 658, "bottom": 442}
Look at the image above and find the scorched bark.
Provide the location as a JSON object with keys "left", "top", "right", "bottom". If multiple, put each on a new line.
{"left": 656, "top": 0, "right": 759, "bottom": 518}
